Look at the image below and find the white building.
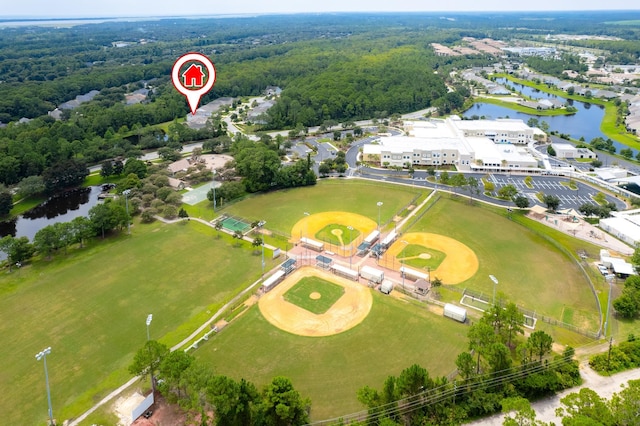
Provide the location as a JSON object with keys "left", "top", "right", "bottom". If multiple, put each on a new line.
{"left": 600, "top": 209, "right": 640, "bottom": 247}
{"left": 363, "top": 117, "right": 538, "bottom": 171}
{"left": 551, "top": 143, "right": 596, "bottom": 159}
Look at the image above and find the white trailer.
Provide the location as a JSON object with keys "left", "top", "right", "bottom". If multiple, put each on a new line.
{"left": 380, "top": 231, "right": 397, "bottom": 248}
{"left": 443, "top": 303, "right": 467, "bottom": 323}
{"left": 300, "top": 237, "right": 325, "bottom": 252}
{"left": 331, "top": 264, "right": 359, "bottom": 281}
{"left": 360, "top": 265, "right": 384, "bottom": 284}
{"left": 262, "top": 270, "right": 285, "bottom": 292}
{"left": 380, "top": 280, "right": 394, "bottom": 294}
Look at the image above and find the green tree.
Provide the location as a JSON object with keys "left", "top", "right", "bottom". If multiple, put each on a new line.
{"left": 527, "top": 331, "right": 553, "bottom": 362}
{"left": 468, "top": 321, "right": 496, "bottom": 374}
{"left": 504, "top": 302, "right": 525, "bottom": 348}
{"left": 257, "top": 376, "right": 310, "bottom": 426}
{"left": 556, "top": 388, "right": 613, "bottom": 425}
{"left": 502, "top": 396, "right": 546, "bottom": 426}
{"left": 71, "top": 216, "right": 94, "bottom": 248}
{"left": 498, "top": 184, "right": 518, "bottom": 200}
{"left": 0, "top": 186, "right": 12, "bottom": 216}
{"left": 33, "top": 225, "right": 60, "bottom": 260}
{"left": 128, "top": 340, "right": 170, "bottom": 381}
{"left": 513, "top": 195, "right": 530, "bottom": 209}
{"left": 455, "top": 352, "right": 475, "bottom": 380}
{"left": 123, "top": 158, "right": 148, "bottom": 179}
{"left": 609, "top": 379, "right": 640, "bottom": 425}
{"left": 157, "top": 350, "right": 194, "bottom": 402}
{"left": 0, "top": 235, "right": 35, "bottom": 267}
{"left": 543, "top": 194, "right": 561, "bottom": 211}
{"left": 17, "top": 175, "right": 45, "bottom": 198}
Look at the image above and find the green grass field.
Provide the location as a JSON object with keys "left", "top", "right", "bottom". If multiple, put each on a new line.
{"left": 315, "top": 224, "right": 361, "bottom": 246}
{"left": 195, "top": 292, "right": 468, "bottom": 421}
{"left": 0, "top": 220, "right": 277, "bottom": 425}
{"left": 224, "top": 180, "right": 422, "bottom": 238}
{"left": 408, "top": 196, "right": 601, "bottom": 330}
{"left": 283, "top": 276, "right": 345, "bottom": 314}
{"left": 398, "top": 244, "right": 446, "bottom": 270}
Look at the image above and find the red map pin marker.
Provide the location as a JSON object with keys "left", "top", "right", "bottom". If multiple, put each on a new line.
{"left": 171, "top": 52, "right": 217, "bottom": 115}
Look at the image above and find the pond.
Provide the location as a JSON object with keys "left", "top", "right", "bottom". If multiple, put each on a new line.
{"left": 463, "top": 78, "right": 622, "bottom": 151}
{"left": 0, "top": 186, "right": 103, "bottom": 241}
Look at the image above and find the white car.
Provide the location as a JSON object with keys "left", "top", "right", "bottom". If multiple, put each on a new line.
{"left": 597, "top": 264, "right": 609, "bottom": 275}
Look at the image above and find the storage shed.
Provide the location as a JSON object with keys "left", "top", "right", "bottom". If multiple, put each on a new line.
{"left": 443, "top": 303, "right": 467, "bottom": 323}
{"left": 380, "top": 280, "right": 394, "bottom": 294}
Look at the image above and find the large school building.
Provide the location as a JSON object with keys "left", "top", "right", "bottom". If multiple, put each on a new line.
{"left": 363, "top": 117, "right": 542, "bottom": 171}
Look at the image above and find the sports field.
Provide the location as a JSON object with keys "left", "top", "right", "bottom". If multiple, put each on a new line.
{"left": 224, "top": 180, "right": 423, "bottom": 235}
{"left": 407, "top": 197, "right": 600, "bottom": 329}
{"left": 0, "top": 221, "right": 276, "bottom": 425}
{"left": 197, "top": 291, "right": 468, "bottom": 420}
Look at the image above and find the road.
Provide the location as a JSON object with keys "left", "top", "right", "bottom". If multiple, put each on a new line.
{"left": 465, "top": 365, "right": 640, "bottom": 425}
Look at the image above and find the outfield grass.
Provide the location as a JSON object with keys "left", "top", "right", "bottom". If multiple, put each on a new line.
{"left": 315, "top": 224, "right": 361, "bottom": 246}
{"left": 283, "top": 277, "right": 345, "bottom": 314}
{"left": 224, "top": 180, "right": 423, "bottom": 238}
{"left": 195, "top": 292, "right": 468, "bottom": 421}
{"left": 0, "top": 220, "right": 277, "bottom": 425}
{"left": 398, "top": 244, "right": 446, "bottom": 270}
{"left": 408, "top": 196, "right": 601, "bottom": 331}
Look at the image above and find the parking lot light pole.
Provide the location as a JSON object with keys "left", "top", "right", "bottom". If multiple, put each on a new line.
{"left": 604, "top": 274, "right": 614, "bottom": 338}
{"left": 489, "top": 275, "right": 499, "bottom": 306}
{"left": 36, "top": 347, "right": 54, "bottom": 426}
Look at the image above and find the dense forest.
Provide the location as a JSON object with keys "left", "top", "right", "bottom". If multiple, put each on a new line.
{"left": 1, "top": 11, "right": 640, "bottom": 188}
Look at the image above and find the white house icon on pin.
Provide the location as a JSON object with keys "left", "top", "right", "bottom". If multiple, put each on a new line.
{"left": 182, "top": 64, "right": 205, "bottom": 88}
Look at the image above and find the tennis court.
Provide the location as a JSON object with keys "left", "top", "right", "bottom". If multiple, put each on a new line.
{"left": 220, "top": 215, "right": 252, "bottom": 233}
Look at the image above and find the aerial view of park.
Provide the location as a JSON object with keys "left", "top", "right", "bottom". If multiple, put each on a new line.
{"left": 1, "top": 4, "right": 640, "bottom": 426}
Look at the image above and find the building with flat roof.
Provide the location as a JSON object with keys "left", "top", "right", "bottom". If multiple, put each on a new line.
{"left": 363, "top": 117, "right": 538, "bottom": 171}
{"left": 600, "top": 209, "right": 640, "bottom": 247}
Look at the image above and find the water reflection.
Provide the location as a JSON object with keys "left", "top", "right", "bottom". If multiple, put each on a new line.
{"left": 0, "top": 186, "right": 103, "bottom": 241}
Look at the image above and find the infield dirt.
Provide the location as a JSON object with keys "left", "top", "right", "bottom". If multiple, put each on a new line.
{"left": 258, "top": 267, "right": 373, "bottom": 337}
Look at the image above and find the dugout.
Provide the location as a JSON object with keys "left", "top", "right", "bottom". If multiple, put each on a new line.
{"left": 316, "top": 255, "right": 333, "bottom": 270}
{"left": 363, "top": 230, "right": 380, "bottom": 245}
{"left": 356, "top": 241, "right": 371, "bottom": 257}
{"left": 281, "top": 258, "right": 297, "bottom": 274}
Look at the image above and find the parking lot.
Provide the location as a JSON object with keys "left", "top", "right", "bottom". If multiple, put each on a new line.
{"left": 486, "top": 174, "right": 625, "bottom": 210}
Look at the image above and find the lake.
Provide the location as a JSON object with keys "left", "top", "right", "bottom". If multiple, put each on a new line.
{"left": 463, "top": 79, "right": 621, "bottom": 150}
{"left": 0, "top": 186, "right": 103, "bottom": 241}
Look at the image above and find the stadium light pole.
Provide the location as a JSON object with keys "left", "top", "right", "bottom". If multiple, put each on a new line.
{"left": 347, "top": 226, "right": 354, "bottom": 269}
{"left": 376, "top": 201, "right": 383, "bottom": 232}
{"left": 35, "top": 347, "right": 54, "bottom": 426}
{"left": 260, "top": 221, "right": 265, "bottom": 280}
{"left": 604, "top": 274, "right": 614, "bottom": 338}
{"left": 146, "top": 314, "right": 155, "bottom": 394}
{"left": 489, "top": 275, "right": 499, "bottom": 306}
{"left": 123, "top": 189, "right": 132, "bottom": 235}
{"left": 212, "top": 171, "right": 217, "bottom": 211}
{"left": 303, "top": 212, "right": 310, "bottom": 265}
{"left": 400, "top": 240, "right": 409, "bottom": 292}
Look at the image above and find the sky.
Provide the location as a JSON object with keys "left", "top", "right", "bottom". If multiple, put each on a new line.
{"left": 1, "top": 0, "right": 639, "bottom": 19}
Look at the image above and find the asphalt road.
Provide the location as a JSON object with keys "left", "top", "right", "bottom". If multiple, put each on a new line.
{"left": 465, "top": 365, "right": 640, "bottom": 425}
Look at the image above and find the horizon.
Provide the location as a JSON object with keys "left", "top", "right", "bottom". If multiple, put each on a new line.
{"left": 2, "top": 1, "right": 640, "bottom": 20}
{"left": 1, "top": 9, "right": 640, "bottom": 21}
